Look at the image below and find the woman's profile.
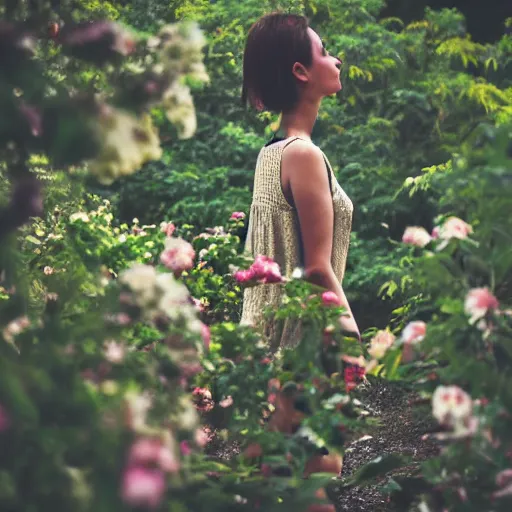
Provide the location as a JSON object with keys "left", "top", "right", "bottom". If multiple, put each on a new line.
{"left": 240, "top": 12, "right": 359, "bottom": 349}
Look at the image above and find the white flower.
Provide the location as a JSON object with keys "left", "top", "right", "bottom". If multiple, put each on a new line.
{"left": 89, "top": 110, "right": 162, "bottom": 185}
{"left": 402, "top": 226, "right": 432, "bottom": 247}
{"left": 104, "top": 340, "right": 125, "bottom": 364}
{"left": 432, "top": 385, "right": 472, "bottom": 429}
{"left": 368, "top": 330, "right": 396, "bottom": 360}
{"left": 291, "top": 267, "right": 304, "bottom": 279}
{"left": 176, "top": 396, "right": 198, "bottom": 430}
{"left": 69, "top": 212, "right": 90, "bottom": 223}
{"left": 119, "top": 264, "right": 158, "bottom": 307}
{"left": 124, "top": 391, "right": 153, "bottom": 431}
{"left": 3, "top": 315, "right": 30, "bottom": 345}
{"left": 162, "top": 83, "right": 197, "bottom": 140}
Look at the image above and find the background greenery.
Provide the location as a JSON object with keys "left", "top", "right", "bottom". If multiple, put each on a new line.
{"left": 0, "top": 0, "right": 511, "bottom": 511}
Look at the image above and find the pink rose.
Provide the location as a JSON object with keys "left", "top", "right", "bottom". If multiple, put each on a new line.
{"left": 321, "top": 291, "right": 342, "bottom": 306}
{"left": 160, "top": 221, "right": 176, "bottom": 237}
{"left": 494, "top": 469, "right": 512, "bottom": 499}
{"left": 464, "top": 287, "right": 499, "bottom": 324}
{"left": 121, "top": 466, "right": 166, "bottom": 509}
{"left": 219, "top": 395, "right": 234, "bottom": 408}
{"left": 433, "top": 217, "right": 473, "bottom": 249}
{"left": 234, "top": 268, "right": 255, "bottom": 283}
{"left": 402, "top": 226, "right": 432, "bottom": 247}
{"left": 432, "top": 385, "right": 472, "bottom": 428}
{"left": 401, "top": 321, "right": 426, "bottom": 363}
{"left": 368, "top": 330, "right": 396, "bottom": 359}
{"left": 194, "top": 427, "right": 210, "bottom": 447}
{"left": 230, "top": 212, "right": 246, "bottom": 220}
{"left": 160, "top": 237, "right": 195, "bottom": 275}
{"left": 402, "top": 321, "right": 426, "bottom": 345}
{"left": 234, "top": 255, "right": 283, "bottom": 285}
{"left": 128, "top": 437, "right": 179, "bottom": 473}
{"left": 251, "top": 255, "right": 282, "bottom": 283}
{"left": 191, "top": 297, "right": 204, "bottom": 312}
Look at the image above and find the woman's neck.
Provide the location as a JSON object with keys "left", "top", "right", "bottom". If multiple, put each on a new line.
{"left": 278, "top": 97, "right": 321, "bottom": 142}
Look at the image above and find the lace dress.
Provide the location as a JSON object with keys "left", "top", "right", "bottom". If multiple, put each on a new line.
{"left": 240, "top": 136, "right": 353, "bottom": 350}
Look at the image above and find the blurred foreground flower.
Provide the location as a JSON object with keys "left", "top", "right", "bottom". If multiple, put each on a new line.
{"left": 89, "top": 108, "right": 162, "bottom": 185}
{"left": 464, "top": 287, "right": 499, "bottom": 325}
{"left": 368, "top": 330, "right": 395, "bottom": 360}
{"left": 401, "top": 321, "right": 426, "bottom": 362}
{"left": 493, "top": 469, "right": 512, "bottom": 499}
{"left": 160, "top": 221, "right": 176, "bottom": 237}
{"left": 402, "top": 226, "right": 432, "bottom": 247}
{"left": 432, "top": 385, "right": 472, "bottom": 432}
{"left": 321, "top": 291, "right": 342, "bottom": 307}
{"left": 160, "top": 237, "right": 195, "bottom": 276}
{"left": 121, "top": 466, "right": 165, "bottom": 509}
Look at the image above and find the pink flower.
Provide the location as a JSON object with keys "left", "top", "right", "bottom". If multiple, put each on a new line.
{"left": 234, "top": 255, "right": 283, "bottom": 285}
{"left": 401, "top": 321, "right": 426, "bottom": 363}
{"left": 121, "top": 466, "right": 166, "bottom": 509}
{"left": 160, "top": 237, "right": 195, "bottom": 275}
{"left": 128, "top": 437, "right": 179, "bottom": 473}
{"left": 433, "top": 216, "right": 473, "bottom": 249}
{"left": 494, "top": 469, "right": 512, "bottom": 499}
{"left": 251, "top": 255, "right": 282, "bottom": 283}
{"left": 321, "top": 291, "right": 342, "bottom": 306}
{"left": 402, "top": 321, "right": 426, "bottom": 345}
{"left": 432, "top": 385, "right": 472, "bottom": 429}
{"left": 180, "top": 440, "right": 191, "bottom": 456}
{"left": 194, "top": 427, "right": 210, "bottom": 447}
{"left": 219, "top": 395, "right": 233, "bottom": 408}
{"left": 368, "top": 330, "right": 396, "bottom": 360}
{"left": 201, "top": 323, "right": 210, "bottom": 351}
{"left": 191, "top": 297, "right": 204, "bottom": 312}
{"left": 230, "top": 211, "right": 246, "bottom": 221}
{"left": 0, "top": 404, "right": 10, "bottom": 432}
{"left": 402, "top": 226, "right": 432, "bottom": 247}
{"left": 234, "top": 268, "right": 255, "bottom": 283}
{"left": 464, "top": 287, "right": 499, "bottom": 324}
{"left": 160, "top": 221, "right": 175, "bottom": 237}
{"left": 104, "top": 340, "right": 125, "bottom": 364}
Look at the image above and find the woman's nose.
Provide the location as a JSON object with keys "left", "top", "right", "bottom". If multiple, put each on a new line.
{"left": 335, "top": 56, "right": 343, "bottom": 68}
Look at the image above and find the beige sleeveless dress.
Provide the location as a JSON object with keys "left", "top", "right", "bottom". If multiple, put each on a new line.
{"left": 240, "top": 137, "right": 354, "bottom": 350}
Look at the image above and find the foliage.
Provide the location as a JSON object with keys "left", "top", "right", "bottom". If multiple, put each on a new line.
{"left": 1, "top": 1, "right": 512, "bottom": 511}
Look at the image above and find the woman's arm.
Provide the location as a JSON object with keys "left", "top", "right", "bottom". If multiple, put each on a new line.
{"left": 281, "top": 140, "right": 360, "bottom": 338}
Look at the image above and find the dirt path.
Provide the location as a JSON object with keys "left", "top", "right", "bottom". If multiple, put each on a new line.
{"left": 333, "top": 379, "right": 438, "bottom": 511}
{"left": 205, "top": 378, "right": 438, "bottom": 511}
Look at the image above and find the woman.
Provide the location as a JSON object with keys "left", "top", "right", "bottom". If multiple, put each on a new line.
{"left": 240, "top": 12, "right": 359, "bottom": 349}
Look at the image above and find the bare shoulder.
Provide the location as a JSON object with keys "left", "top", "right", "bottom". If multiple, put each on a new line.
{"left": 281, "top": 139, "right": 326, "bottom": 179}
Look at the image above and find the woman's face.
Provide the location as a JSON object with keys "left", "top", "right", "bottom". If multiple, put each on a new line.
{"left": 293, "top": 28, "right": 342, "bottom": 101}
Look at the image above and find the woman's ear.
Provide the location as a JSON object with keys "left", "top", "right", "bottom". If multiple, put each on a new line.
{"left": 292, "top": 62, "right": 309, "bottom": 83}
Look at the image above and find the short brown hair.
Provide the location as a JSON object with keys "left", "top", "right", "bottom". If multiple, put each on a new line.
{"left": 241, "top": 12, "right": 312, "bottom": 114}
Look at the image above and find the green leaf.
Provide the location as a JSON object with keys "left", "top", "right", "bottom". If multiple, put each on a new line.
{"left": 342, "top": 454, "right": 410, "bottom": 487}
{"left": 25, "top": 235, "right": 41, "bottom": 245}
